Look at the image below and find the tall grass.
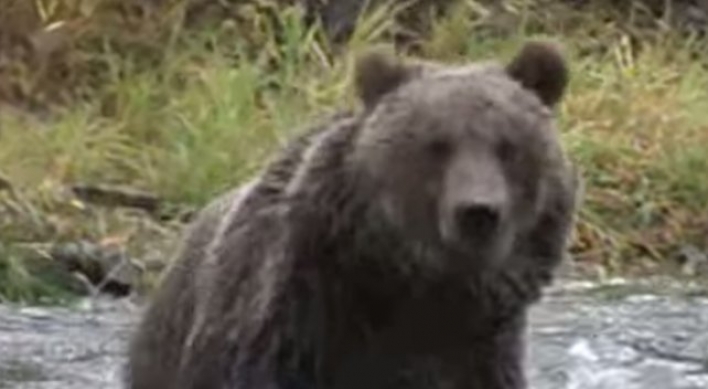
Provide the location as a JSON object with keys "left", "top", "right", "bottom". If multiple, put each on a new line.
{"left": 1, "top": 0, "right": 708, "bottom": 301}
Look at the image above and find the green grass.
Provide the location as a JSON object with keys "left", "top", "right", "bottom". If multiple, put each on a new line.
{"left": 1, "top": 0, "right": 708, "bottom": 302}
{"left": 0, "top": 242, "right": 81, "bottom": 305}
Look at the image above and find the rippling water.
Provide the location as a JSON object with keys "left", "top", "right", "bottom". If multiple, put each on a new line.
{"left": 0, "top": 278, "right": 706, "bottom": 389}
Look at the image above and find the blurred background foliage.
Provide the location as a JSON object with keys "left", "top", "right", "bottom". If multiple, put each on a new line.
{"left": 1, "top": 0, "right": 707, "bottom": 302}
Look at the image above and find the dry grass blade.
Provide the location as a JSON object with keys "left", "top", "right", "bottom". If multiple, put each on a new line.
{"left": 2, "top": 0, "right": 708, "bottom": 302}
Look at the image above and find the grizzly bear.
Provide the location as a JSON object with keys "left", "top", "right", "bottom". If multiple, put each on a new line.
{"left": 126, "top": 40, "right": 581, "bottom": 389}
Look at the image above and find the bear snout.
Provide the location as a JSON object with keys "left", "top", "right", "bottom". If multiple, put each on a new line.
{"left": 439, "top": 199, "right": 508, "bottom": 257}
{"left": 454, "top": 202, "right": 501, "bottom": 243}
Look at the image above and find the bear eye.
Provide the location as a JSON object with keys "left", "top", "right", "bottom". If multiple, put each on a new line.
{"left": 425, "top": 138, "right": 452, "bottom": 159}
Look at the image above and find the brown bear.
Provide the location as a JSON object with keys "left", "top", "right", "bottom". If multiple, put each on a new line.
{"left": 126, "top": 40, "right": 581, "bottom": 389}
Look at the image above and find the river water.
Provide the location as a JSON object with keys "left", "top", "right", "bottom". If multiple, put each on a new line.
{"left": 1, "top": 277, "right": 707, "bottom": 389}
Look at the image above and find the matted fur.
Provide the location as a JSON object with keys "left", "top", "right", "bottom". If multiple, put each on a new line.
{"left": 126, "top": 41, "right": 581, "bottom": 389}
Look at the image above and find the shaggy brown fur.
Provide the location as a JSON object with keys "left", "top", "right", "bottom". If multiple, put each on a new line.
{"left": 126, "top": 40, "right": 581, "bottom": 389}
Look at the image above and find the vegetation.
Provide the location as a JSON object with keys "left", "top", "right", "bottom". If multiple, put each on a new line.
{"left": 1, "top": 0, "right": 707, "bottom": 303}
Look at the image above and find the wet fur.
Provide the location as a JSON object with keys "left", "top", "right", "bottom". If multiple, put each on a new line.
{"left": 127, "top": 42, "right": 580, "bottom": 389}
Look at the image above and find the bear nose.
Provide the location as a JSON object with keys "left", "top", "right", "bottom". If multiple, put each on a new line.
{"left": 454, "top": 204, "right": 500, "bottom": 240}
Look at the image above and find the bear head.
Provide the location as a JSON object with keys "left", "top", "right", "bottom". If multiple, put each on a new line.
{"left": 350, "top": 41, "right": 573, "bottom": 273}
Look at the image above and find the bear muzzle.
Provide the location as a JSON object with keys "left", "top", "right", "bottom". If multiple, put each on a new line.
{"left": 439, "top": 200, "right": 510, "bottom": 260}
{"left": 454, "top": 202, "right": 501, "bottom": 244}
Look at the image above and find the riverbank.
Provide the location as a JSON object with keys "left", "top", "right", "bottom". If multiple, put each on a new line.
{"left": 1, "top": 0, "right": 708, "bottom": 303}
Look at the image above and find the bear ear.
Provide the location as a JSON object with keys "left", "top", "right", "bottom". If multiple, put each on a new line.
{"left": 505, "top": 41, "right": 569, "bottom": 108}
{"left": 354, "top": 47, "right": 416, "bottom": 109}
